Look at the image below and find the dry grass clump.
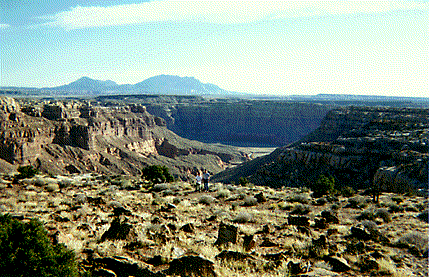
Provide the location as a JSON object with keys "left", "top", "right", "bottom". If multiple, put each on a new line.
{"left": 397, "top": 232, "right": 428, "bottom": 253}
{"left": 199, "top": 195, "right": 216, "bottom": 205}
{"left": 277, "top": 201, "right": 293, "bottom": 211}
{"left": 386, "top": 202, "right": 405, "bottom": 213}
{"left": 374, "top": 208, "right": 391, "bottom": 223}
{"left": 216, "top": 189, "right": 231, "bottom": 199}
{"left": 288, "top": 193, "right": 310, "bottom": 204}
{"left": 357, "top": 208, "right": 391, "bottom": 223}
{"left": 232, "top": 211, "right": 253, "bottom": 223}
{"left": 242, "top": 196, "right": 258, "bottom": 206}
{"left": 376, "top": 257, "right": 397, "bottom": 276}
{"left": 290, "top": 203, "right": 310, "bottom": 215}
{"left": 346, "top": 196, "right": 366, "bottom": 209}
{"left": 357, "top": 209, "right": 376, "bottom": 221}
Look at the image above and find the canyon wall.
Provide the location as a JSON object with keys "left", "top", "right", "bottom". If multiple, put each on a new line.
{"left": 213, "top": 106, "right": 428, "bottom": 193}
{"left": 0, "top": 97, "right": 249, "bottom": 178}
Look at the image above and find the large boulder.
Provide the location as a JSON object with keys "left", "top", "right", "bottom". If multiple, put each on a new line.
{"left": 164, "top": 255, "right": 217, "bottom": 277}
{"left": 214, "top": 222, "right": 238, "bottom": 246}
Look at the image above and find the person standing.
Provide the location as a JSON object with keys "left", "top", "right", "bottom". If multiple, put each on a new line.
{"left": 195, "top": 173, "right": 202, "bottom": 192}
{"left": 202, "top": 170, "right": 210, "bottom": 192}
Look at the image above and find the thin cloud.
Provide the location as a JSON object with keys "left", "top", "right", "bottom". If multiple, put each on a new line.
{"left": 34, "top": 1, "right": 429, "bottom": 30}
{"left": 0, "top": 23, "right": 11, "bottom": 29}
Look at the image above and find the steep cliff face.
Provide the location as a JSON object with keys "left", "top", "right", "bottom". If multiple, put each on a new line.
{"left": 97, "top": 95, "right": 332, "bottom": 147}
{"left": 214, "top": 106, "right": 428, "bottom": 192}
{"left": 0, "top": 97, "right": 249, "bottom": 178}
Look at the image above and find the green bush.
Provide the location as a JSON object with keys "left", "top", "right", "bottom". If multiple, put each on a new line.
{"left": 0, "top": 214, "right": 78, "bottom": 277}
{"left": 311, "top": 175, "right": 336, "bottom": 198}
{"left": 142, "top": 165, "right": 174, "bottom": 184}
{"left": 340, "top": 186, "right": 356, "bottom": 197}
{"left": 15, "top": 165, "right": 38, "bottom": 180}
{"left": 238, "top": 177, "right": 249, "bottom": 186}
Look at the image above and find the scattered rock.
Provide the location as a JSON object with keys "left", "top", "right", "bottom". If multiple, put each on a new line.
{"left": 321, "top": 210, "right": 340, "bottom": 224}
{"left": 45, "top": 183, "right": 60, "bottom": 192}
{"left": 242, "top": 234, "right": 256, "bottom": 252}
{"left": 357, "top": 256, "right": 379, "bottom": 272}
{"left": 254, "top": 192, "right": 266, "bottom": 203}
{"left": 112, "top": 207, "right": 132, "bottom": 217}
{"left": 93, "top": 256, "right": 164, "bottom": 277}
{"left": 87, "top": 196, "right": 105, "bottom": 205}
{"left": 92, "top": 268, "right": 117, "bottom": 277}
{"left": 74, "top": 193, "right": 87, "bottom": 204}
{"left": 256, "top": 224, "right": 272, "bottom": 235}
{"left": 287, "top": 261, "right": 306, "bottom": 275}
{"left": 180, "top": 223, "right": 194, "bottom": 233}
{"left": 260, "top": 237, "right": 279, "bottom": 247}
{"left": 314, "top": 218, "right": 328, "bottom": 229}
{"left": 214, "top": 222, "right": 237, "bottom": 246}
{"left": 164, "top": 255, "right": 217, "bottom": 277}
{"left": 152, "top": 183, "right": 170, "bottom": 192}
{"left": 325, "top": 256, "right": 351, "bottom": 272}
{"left": 288, "top": 215, "right": 310, "bottom": 227}
{"left": 101, "top": 217, "right": 135, "bottom": 241}
{"left": 215, "top": 250, "right": 252, "bottom": 262}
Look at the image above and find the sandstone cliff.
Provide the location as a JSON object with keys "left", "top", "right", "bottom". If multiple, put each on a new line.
{"left": 0, "top": 97, "right": 249, "bottom": 178}
{"left": 213, "top": 106, "right": 428, "bottom": 193}
{"left": 96, "top": 95, "right": 332, "bottom": 147}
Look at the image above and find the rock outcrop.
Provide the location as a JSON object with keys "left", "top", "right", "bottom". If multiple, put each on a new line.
{"left": 0, "top": 96, "right": 249, "bottom": 178}
{"left": 214, "top": 106, "right": 428, "bottom": 192}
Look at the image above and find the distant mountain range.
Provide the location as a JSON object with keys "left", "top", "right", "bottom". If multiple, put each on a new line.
{"left": 42, "top": 75, "right": 238, "bottom": 96}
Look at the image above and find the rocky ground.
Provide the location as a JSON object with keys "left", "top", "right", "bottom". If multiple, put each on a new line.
{"left": 0, "top": 173, "right": 427, "bottom": 276}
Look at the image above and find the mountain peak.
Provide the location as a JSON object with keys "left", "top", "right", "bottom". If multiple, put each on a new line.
{"left": 50, "top": 74, "right": 238, "bottom": 96}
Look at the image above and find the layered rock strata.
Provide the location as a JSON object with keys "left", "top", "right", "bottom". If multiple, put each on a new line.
{"left": 0, "top": 97, "right": 249, "bottom": 178}
{"left": 214, "top": 106, "right": 428, "bottom": 192}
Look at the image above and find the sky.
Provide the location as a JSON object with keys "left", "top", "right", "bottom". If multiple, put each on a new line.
{"left": 0, "top": 0, "right": 428, "bottom": 97}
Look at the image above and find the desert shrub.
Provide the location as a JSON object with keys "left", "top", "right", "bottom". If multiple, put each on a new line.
{"left": 357, "top": 209, "right": 376, "bottom": 221}
{"left": 15, "top": 165, "right": 38, "bottom": 180}
{"left": 232, "top": 212, "right": 253, "bottom": 223}
{"left": 0, "top": 214, "right": 78, "bottom": 277}
{"left": 361, "top": 220, "right": 379, "bottom": 236}
{"left": 346, "top": 196, "right": 366, "bottom": 209}
{"left": 397, "top": 232, "right": 428, "bottom": 253}
{"left": 142, "top": 165, "right": 174, "bottom": 184}
{"left": 340, "top": 186, "right": 356, "bottom": 197}
{"left": 278, "top": 202, "right": 293, "bottom": 211}
{"left": 375, "top": 208, "right": 391, "bottom": 223}
{"left": 387, "top": 203, "right": 404, "bottom": 213}
{"left": 288, "top": 193, "right": 310, "bottom": 204}
{"left": 311, "top": 175, "right": 336, "bottom": 198}
{"left": 242, "top": 196, "right": 258, "bottom": 206}
{"left": 237, "top": 177, "right": 249, "bottom": 186}
{"left": 216, "top": 189, "right": 231, "bottom": 199}
{"left": 290, "top": 204, "right": 310, "bottom": 215}
{"left": 199, "top": 195, "right": 216, "bottom": 205}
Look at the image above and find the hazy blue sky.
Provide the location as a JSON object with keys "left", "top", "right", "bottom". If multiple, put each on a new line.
{"left": 1, "top": 1, "right": 428, "bottom": 96}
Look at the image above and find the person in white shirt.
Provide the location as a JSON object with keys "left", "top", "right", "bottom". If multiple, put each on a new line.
{"left": 195, "top": 173, "right": 202, "bottom": 192}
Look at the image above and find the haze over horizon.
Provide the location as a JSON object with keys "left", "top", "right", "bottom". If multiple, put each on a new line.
{"left": 1, "top": 1, "right": 428, "bottom": 97}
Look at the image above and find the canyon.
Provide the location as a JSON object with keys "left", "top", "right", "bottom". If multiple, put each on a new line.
{"left": 214, "top": 106, "right": 428, "bottom": 194}
{"left": 0, "top": 96, "right": 249, "bottom": 178}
